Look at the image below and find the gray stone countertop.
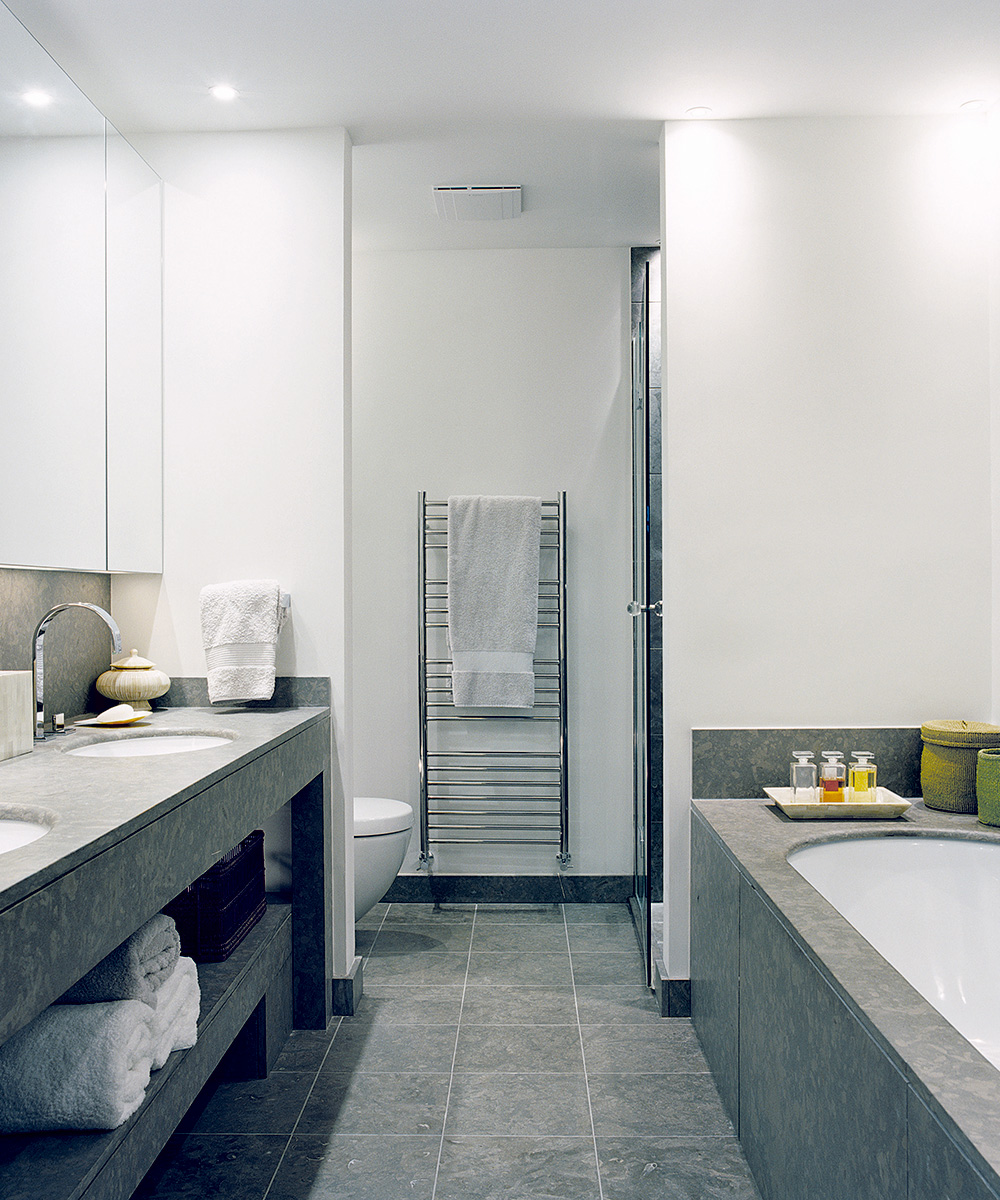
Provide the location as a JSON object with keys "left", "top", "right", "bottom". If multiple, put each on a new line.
{"left": 0, "top": 706, "right": 328, "bottom": 911}
{"left": 693, "top": 797, "right": 1000, "bottom": 1185}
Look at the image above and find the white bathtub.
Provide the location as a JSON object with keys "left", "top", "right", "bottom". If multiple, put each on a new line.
{"left": 788, "top": 835, "right": 1000, "bottom": 1071}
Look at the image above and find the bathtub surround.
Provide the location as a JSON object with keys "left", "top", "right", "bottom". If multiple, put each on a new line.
{"left": 691, "top": 799, "right": 1000, "bottom": 1200}
{"left": 0, "top": 568, "right": 114, "bottom": 723}
{"left": 692, "top": 727, "right": 923, "bottom": 800}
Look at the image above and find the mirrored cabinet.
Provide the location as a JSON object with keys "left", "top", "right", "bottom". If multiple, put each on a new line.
{"left": 0, "top": 1, "right": 162, "bottom": 574}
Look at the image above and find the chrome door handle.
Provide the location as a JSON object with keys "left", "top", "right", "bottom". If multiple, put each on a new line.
{"left": 627, "top": 600, "right": 663, "bottom": 617}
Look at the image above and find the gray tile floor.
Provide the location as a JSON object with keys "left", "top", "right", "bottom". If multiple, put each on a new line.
{"left": 134, "top": 903, "right": 761, "bottom": 1199}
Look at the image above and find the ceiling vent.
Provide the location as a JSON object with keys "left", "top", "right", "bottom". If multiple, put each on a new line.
{"left": 433, "top": 185, "right": 522, "bottom": 221}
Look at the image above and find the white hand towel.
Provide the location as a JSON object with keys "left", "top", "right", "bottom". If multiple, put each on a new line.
{"left": 150, "top": 957, "right": 200, "bottom": 1070}
{"left": 447, "top": 496, "right": 542, "bottom": 707}
{"left": 200, "top": 579, "right": 287, "bottom": 703}
{"left": 58, "top": 913, "right": 180, "bottom": 1008}
{"left": 0, "top": 1000, "right": 153, "bottom": 1132}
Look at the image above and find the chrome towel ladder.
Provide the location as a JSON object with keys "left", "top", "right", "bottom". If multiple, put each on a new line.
{"left": 417, "top": 492, "right": 570, "bottom": 867}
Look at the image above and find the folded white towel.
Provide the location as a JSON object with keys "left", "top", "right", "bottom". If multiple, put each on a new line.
{"left": 448, "top": 496, "right": 542, "bottom": 707}
{"left": 59, "top": 914, "right": 180, "bottom": 1008}
{"left": 0, "top": 1000, "right": 153, "bottom": 1132}
{"left": 200, "top": 579, "right": 288, "bottom": 703}
{"left": 150, "top": 957, "right": 200, "bottom": 1070}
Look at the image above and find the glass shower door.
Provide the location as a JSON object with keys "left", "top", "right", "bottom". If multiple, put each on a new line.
{"left": 629, "top": 255, "right": 652, "bottom": 986}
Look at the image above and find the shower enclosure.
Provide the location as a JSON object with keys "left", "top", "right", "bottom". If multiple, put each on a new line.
{"left": 629, "top": 247, "right": 662, "bottom": 987}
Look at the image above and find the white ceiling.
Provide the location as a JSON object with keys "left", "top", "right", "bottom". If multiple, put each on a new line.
{"left": 6, "top": 0, "right": 999, "bottom": 249}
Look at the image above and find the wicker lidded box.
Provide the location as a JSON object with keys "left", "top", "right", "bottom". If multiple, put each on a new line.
{"left": 920, "top": 720, "right": 1000, "bottom": 813}
{"left": 96, "top": 650, "right": 171, "bottom": 712}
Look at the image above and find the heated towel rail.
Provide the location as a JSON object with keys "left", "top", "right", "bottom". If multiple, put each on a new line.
{"left": 417, "top": 492, "right": 570, "bottom": 867}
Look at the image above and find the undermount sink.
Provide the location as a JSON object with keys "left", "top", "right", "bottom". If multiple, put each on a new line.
{"left": 68, "top": 734, "right": 234, "bottom": 759}
{"left": 0, "top": 811, "right": 52, "bottom": 854}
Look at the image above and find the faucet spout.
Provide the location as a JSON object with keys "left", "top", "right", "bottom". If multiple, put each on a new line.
{"left": 32, "top": 603, "right": 124, "bottom": 740}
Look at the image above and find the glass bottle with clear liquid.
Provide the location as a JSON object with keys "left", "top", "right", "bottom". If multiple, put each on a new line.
{"left": 849, "top": 752, "right": 877, "bottom": 803}
{"left": 790, "top": 751, "right": 817, "bottom": 804}
{"left": 819, "top": 751, "right": 846, "bottom": 802}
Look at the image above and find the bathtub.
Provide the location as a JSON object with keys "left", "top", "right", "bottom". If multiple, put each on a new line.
{"left": 788, "top": 835, "right": 1000, "bottom": 1071}
{"left": 691, "top": 802, "right": 1000, "bottom": 1200}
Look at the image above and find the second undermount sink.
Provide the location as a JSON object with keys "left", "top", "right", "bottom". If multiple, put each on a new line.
{"left": 0, "top": 810, "right": 52, "bottom": 854}
{"left": 68, "top": 734, "right": 235, "bottom": 759}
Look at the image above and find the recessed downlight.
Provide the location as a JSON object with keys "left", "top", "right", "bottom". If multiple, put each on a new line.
{"left": 209, "top": 84, "right": 239, "bottom": 102}
{"left": 22, "top": 89, "right": 53, "bottom": 108}
{"left": 684, "top": 106, "right": 714, "bottom": 118}
{"left": 960, "top": 99, "right": 987, "bottom": 112}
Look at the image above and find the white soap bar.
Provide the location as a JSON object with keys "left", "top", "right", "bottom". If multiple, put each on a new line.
{"left": 0, "top": 671, "right": 32, "bottom": 762}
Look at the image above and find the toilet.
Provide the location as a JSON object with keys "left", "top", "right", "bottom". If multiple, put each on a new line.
{"left": 353, "top": 796, "right": 414, "bottom": 921}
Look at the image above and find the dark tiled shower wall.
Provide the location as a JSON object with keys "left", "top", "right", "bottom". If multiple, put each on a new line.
{"left": 0, "top": 567, "right": 113, "bottom": 722}
{"left": 691, "top": 727, "right": 923, "bottom": 799}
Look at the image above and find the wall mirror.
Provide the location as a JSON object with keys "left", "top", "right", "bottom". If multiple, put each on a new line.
{"left": 0, "top": 1, "right": 162, "bottom": 574}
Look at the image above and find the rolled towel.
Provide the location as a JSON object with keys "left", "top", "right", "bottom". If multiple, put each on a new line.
{"left": 200, "top": 578, "right": 288, "bottom": 703}
{"left": 59, "top": 914, "right": 180, "bottom": 1007}
{"left": 0, "top": 1000, "right": 153, "bottom": 1132}
{"left": 150, "top": 957, "right": 200, "bottom": 1070}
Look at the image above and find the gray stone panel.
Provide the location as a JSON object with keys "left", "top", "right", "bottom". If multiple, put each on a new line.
{"left": 0, "top": 567, "right": 114, "bottom": 722}
{"left": 908, "top": 1090, "right": 1000, "bottom": 1200}
{"left": 692, "top": 727, "right": 923, "bottom": 799}
{"left": 739, "top": 880, "right": 907, "bottom": 1200}
{"left": 690, "top": 813, "right": 740, "bottom": 1132}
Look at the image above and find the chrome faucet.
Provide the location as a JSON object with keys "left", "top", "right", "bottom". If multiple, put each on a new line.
{"left": 32, "top": 603, "right": 123, "bottom": 739}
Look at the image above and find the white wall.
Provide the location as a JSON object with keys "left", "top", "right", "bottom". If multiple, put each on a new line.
{"left": 662, "top": 116, "right": 994, "bottom": 977}
{"left": 111, "top": 128, "right": 356, "bottom": 973}
{"left": 352, "top": 247, "right": 633, "bottom": 877}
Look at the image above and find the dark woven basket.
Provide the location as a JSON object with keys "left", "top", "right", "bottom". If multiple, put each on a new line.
{"left": 164, "top": 830, "right": 266, "bottom": 962}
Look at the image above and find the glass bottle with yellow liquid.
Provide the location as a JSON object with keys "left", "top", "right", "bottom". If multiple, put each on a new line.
{"left": 849, "top": 752, "right": 877, "bottom": 803}
{"left": 819, "top": 751, "right": 846, "bottom": 802}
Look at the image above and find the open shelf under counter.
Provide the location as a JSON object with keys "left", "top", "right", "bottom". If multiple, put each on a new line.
{"left": 0, "top": 900, "right": 292, "bottom": 1200}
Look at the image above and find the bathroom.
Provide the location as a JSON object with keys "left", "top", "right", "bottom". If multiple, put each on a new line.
{"left": 1, "top": 2, "right": 999, "bottom": 1198}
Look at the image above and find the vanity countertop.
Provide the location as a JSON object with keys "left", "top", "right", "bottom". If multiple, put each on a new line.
{"left": 0, "top": 706, "right": 328, "bottom": 910}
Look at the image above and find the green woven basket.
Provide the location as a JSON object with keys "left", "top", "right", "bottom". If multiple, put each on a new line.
{"left": 921, "top": 720, "right": 1000, "bottom": 813}
{"left": 976, "top": 748, "right": 1000, "bottom": 827}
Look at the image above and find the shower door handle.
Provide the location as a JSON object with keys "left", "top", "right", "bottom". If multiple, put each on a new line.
{"left": 627, "top": 600, "right": 662, "bottom": 617}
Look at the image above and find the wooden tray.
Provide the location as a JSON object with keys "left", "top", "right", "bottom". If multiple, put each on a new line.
{"left": 764, "top": 786, "right": 911, "bottom": 819}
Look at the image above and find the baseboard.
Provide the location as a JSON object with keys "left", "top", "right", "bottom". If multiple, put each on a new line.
{"left": 383, "top": 874, "right": 631, "bottom": 904}
{"left": 653, "top": 958, "right": 691, "bottom": 1017}
{"left": 331, "top": 955, "right": 363, "bottom": 1016}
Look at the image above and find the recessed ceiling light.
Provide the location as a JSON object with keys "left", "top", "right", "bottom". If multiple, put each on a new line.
{"left": 684, "top": 106, "right": 714, "bottom": 119}
{"left": 22, "top": 89, "right": 53, "bottom": 108}
{"left": 209, "top": 84, "right": 239, "bottom": 102}
{"left": 960, "top": 99, "right": 987, "bottom": 112}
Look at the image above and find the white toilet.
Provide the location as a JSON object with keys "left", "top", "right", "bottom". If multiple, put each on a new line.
{"left": 353, "top": 796, "right": 414, "bottom": 921}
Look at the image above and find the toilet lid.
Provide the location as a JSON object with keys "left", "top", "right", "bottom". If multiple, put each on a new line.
{"left": 354, "top": 796, "right": 414, "bottom": 836}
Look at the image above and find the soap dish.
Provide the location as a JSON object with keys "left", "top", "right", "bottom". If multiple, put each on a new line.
{"left": 764, "top": 786, "right": 911, "bottom": 819}
{"left": 74, "top": 704, "right": 151, "bottom": 727}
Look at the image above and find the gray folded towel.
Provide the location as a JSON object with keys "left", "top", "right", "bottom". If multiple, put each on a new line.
{"left": 0, "top": 1000, "right": 153, "bottom": 1132}
{"left": 448, "top": 495, "right": 542, "bottom": 707}
{"left": 58, "top": 914, "right": 181, "bottom": 1008}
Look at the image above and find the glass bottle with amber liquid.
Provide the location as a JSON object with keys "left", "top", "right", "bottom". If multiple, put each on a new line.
{"left": 819, "top": 751, "right": 846, "bottom": 802}
{"left": 849, "top": 752, "right": 877, "bottom": 803}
